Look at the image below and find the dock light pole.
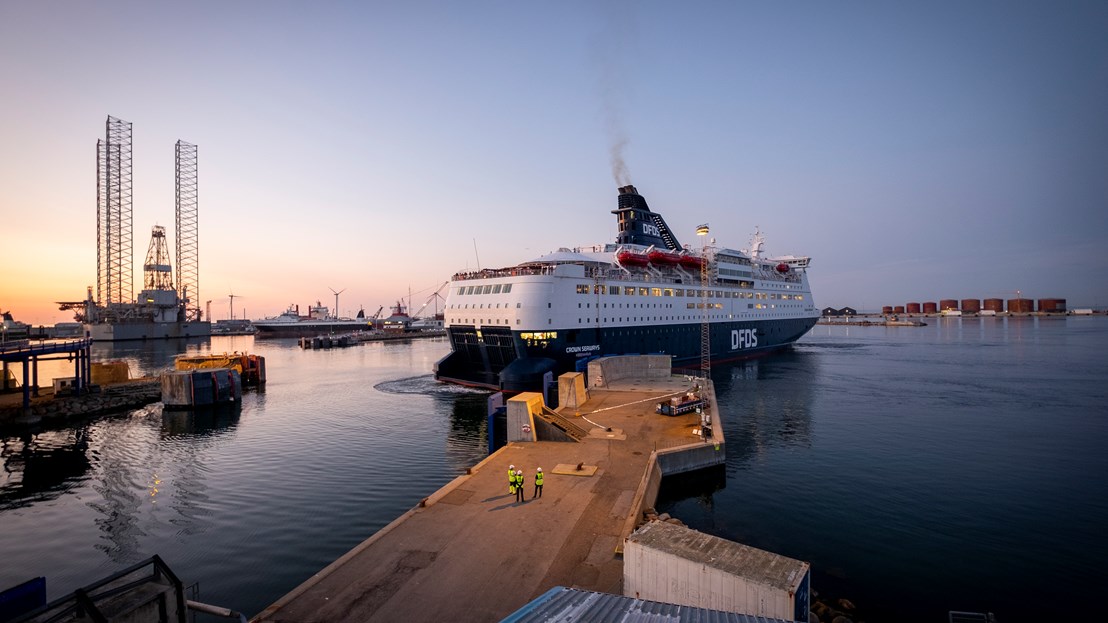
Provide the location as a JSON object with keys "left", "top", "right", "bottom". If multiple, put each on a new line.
{"left": 696, "top": 224, "right": 710, "bottom": 381}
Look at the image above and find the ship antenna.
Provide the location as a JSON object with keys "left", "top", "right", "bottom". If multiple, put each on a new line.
{"left": 473, "top": 238, "right": 481, "bottom": 270}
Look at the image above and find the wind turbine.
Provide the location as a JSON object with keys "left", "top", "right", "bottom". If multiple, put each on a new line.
{"left": 329, "top": 287, "right": 346, "bottom": 320}
{"left": 228, "top": 291, "right": 244, "bottom": 320}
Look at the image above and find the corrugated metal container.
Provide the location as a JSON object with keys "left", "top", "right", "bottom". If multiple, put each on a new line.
{"left": 1007, "top": 298, "right": 1034, "bottom": 313}
{"left": 906, "top": 302, "right": 921, "bottom": 314}
{"left": 881, "top": 306, "right": 893, "bottom": 314}
{"left": 983, "top": 298, "right": 1004, "bottom": 312}
{"left": 1038, "top": 298, "right": 1066, "bottom": 312}
{"left": 893, "top": 305, "right": 905, "bottom": 314}
{"left": 502, "top": 586, "right": 795, "bottom": 623}
{"left": 961, "top": 299, "right": 981, "bottom": 313}
{"left": 624, "top": 521, "right": 810, "bottom": 622}
{"left": 922, "top": 302, "right": 938, "bottom": 314}
{"left": 940, "top": 299, "right": 959, "bottom": 311}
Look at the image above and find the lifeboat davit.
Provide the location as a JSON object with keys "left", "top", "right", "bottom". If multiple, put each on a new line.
{"left": 678, "top": 253, "right": 704, "bottom": 270}
{"left": 648, "top": 249, "right": 680, "bottom": 266}
{"left": 776, "top": 262, "right": 790, "bottom": 273}
{"left": 617, "top": 249, "right": 650, "bottom": 267}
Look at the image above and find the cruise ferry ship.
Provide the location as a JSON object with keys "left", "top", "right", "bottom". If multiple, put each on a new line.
{"left": 433, "top": 185, "right": 820, "bottom": 392}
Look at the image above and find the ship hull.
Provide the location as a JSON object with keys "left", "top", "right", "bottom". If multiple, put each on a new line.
{"left": 252, "top": 321, "right": 373, "bottom": 339}
{"left": 434, "top": 315, "right": 818, "bottom": 391}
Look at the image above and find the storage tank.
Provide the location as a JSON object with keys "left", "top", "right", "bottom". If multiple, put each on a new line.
{"left": 1038, "top": 298, "right": 1067, "bottom": 313}
{"left": 882, "top": 306, "right": 893, "bottom": 315}
{"left": 961, "top": 299, "right": 981, "bottom": 313}
{"left": 939, "top": 299, "right": 959, "bottom": 311}
{"left": 893, "top": 305, "right": 905, "bottom": 314}
{"left": 922, "top": 302, "right": 938, "bottom": 314}
{"left": 625, "top": 521, "right": 811, "bottom": 622}
{"left": 1007, "top": 298, "right": 1034, "bottom": 313}
{"left": 906, "top": 302, "right": 921, "bottom": 314}
{"left": 983, "top": 298, "right": 1004, "bottom": 312}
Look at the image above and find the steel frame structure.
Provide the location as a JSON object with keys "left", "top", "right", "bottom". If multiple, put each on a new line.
{"left": 175, "top": 140, "right": 199, "bottom": 320}
{"left": 96, "top": 116, "right": 133, "bottom": 306}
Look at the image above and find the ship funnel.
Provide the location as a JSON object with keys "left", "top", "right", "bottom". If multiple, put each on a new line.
{"left": 617, "top": 185, "right": 651, "bottom": 212}
{"left": 612, "top": 185, "right": 682, "bottom": 251}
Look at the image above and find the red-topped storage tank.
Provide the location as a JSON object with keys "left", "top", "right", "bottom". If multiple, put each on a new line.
{"left": 940, "top": 299, "right": 959, "bottom": 311}
{"left": 1008, "top": 299, "right": 1034, "bottom": 313}
{"left": 1038, "top": 298, "right": 1067, "bottom": 313}
{"left": 906, "top": 302, "right": 921, "bottom": 314}
{"left": 922, "top": 302, "right": 938, "bottom": 314}
{"left": 983, "top": 298, "right": 1004, "bottom": 312}
{"left": 961, "top": 299, "right": 981, "bottom": 313}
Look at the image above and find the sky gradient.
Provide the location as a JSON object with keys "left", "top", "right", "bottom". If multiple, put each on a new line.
{"left": 3, "top": 1, "right": 1107, "bottom": 325}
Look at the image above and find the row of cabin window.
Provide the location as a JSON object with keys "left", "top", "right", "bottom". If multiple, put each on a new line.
{"left": 575, "top": 284, "right": 804, "bottom": 301}
{"left": 456, "top": 284, "right": 514, "bottom": 295}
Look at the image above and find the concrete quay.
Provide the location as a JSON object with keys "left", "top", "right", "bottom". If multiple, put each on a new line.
{"left": 254, "top": 359, "right": 724, "bottom": 623}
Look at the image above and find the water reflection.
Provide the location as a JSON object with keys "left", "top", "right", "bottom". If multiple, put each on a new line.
{"left": 710, "top": 348, "right": 820, "bottom": 464}
{"left": 655, "top": 464, "right": 726, "bottom": 510}
{"left": 161, "top": 403, "right": 243, "bottom": 438}
{"left": 445, "top": 393, "right": 490, "bottom": 471}
{"left": 0, "top": 427, "right": 91, "bottom": 510}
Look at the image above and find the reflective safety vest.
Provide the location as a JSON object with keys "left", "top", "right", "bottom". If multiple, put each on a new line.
{"left": 535, "top": 472, "right": 544, "bottom": 486}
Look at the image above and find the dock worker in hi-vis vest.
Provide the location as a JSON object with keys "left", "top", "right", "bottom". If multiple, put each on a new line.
{"left": 533, "top": 467, "right": 544, "bottom": 499}
{"left": 508, "top": 464, "right": 516, "bottom": 495}
{"left": 515, "top": 470, "right": 525, "bottom": 503}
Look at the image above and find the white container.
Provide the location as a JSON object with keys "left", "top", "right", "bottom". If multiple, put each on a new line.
{"left": 624, "top": 521, "right": 810, "bottom": 621}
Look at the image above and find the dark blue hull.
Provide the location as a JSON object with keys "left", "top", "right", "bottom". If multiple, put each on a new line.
{"left": 434, "top": 316, "right": 818, "bottom": 392}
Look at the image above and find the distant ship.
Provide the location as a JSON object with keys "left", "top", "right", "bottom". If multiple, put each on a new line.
{"left": 252, "top": 303, "right": 373, "bottom": 338}
{"left": 434, "top": 184, "right": 820, "bottom": 391}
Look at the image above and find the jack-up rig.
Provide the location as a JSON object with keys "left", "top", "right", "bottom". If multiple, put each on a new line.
{"left": 57, "top": 116, "right": 211, "bottom": 341}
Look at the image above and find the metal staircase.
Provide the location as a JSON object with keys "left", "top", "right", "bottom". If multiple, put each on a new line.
{"left": 538, "top": 406, "right": 590, "bottom": 441}
{"left": 649, "top": 213, "right": 682, "bottom": 251}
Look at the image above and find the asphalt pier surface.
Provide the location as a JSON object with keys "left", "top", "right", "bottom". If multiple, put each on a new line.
{"left": 253, "top": 375, "right": 720, "bottom": 623}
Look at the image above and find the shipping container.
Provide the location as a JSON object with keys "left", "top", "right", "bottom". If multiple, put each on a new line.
{"left": 624, "top": 521, "right": 810, "bottom": 622}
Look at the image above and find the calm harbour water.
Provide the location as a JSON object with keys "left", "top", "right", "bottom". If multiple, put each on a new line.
{"left": 2, "top": 317, "right": 1106, "bottom": 622}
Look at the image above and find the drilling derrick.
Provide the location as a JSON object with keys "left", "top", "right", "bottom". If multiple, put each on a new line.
{"left": 175, "top": 140, "right": 200, "bottom": 320}
{"left": 96, "top": 115, "right": 134, "bottom": 307}
{"left": 140, "top": 226, "right": 181, "bottom": 322}
{"left": 144, "top": 226, "right": 174, "bottom": 290}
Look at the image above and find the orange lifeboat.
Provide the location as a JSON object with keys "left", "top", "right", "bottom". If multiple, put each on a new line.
{"left": 678, "top": 253, "right": 704, "bottom": 270}
{"left": 617, "top": 249, "right": 650, "bottom": 267}
{"left": 648, "top": 249, "right": 680, "bottom": 266}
